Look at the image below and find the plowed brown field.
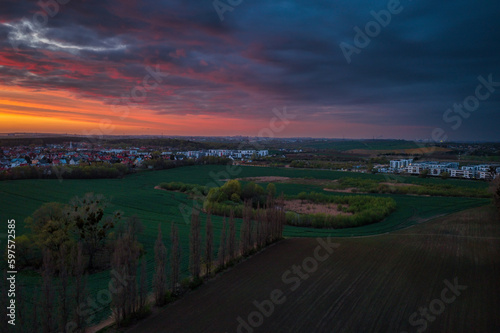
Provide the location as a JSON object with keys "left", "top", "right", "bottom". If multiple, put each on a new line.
{"left": 127, "top": 206, "right": 500, "bottom": 333}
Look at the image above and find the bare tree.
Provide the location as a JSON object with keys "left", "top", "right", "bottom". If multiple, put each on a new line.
{"left": 170, "top": 223, "right": 181, "bottom": 294}
{"left": 111, "top": 229, "right": 140, "bottom": 326}
{"left": 240, "top": 201, "right": 252, "bottom": 255}
{"left": 189, "top": 211, "right": 201, "bottom": 279}
{"left": 277, "top": 193, "right": 285, "bottom": 239}
{"left": 139, "top": 258, "right": 148, "bottom": 309}
{"left": 153, "top": 224, "right": 168, "bottom": 306}
{"left": 17, "top": 283, "right": 25, "bottom": 332}
{"left": 32, "top": 291, "right": 39, "bottom": 333}
{"left": 205, "top": 213, "right": 214, "bottom": 277}
{"left": 256, "top": 203, "right": 265, "bottom": 248}
{"left": 72, "top": 243, "right": 87, "bottom": 332}
{"left": 41, "top": 250, "right": 55, "bottom": 333}
{"left": 228, "top": 210, "right": 236, "bottom": 260}
{"left": 218, "top": 217, "right": 228, "bottom": 267}
{"left": 58, "top": 245, "right": 71, "bottom": 332}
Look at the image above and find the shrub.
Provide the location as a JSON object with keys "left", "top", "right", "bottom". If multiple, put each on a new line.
{"left": 284, "top": 192, "right": 397, "bottom": 229}
{"left": 231, "top": 193, "right": 241, "bottom": 203}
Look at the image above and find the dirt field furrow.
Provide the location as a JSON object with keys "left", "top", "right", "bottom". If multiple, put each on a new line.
{"left": 127, "top": 206, "right": 500, "bottom": 333}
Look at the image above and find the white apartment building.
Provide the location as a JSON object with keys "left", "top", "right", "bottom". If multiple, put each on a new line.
{"left": 390, "top": 159, "right": 413, "bottom": 169}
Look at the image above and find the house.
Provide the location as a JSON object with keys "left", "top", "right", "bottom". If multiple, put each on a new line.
{"left": 10, "top": 158, "right": 27, "bottom": 168}
{"left": 69, "top": 157, "right": 81, "bottom": 165}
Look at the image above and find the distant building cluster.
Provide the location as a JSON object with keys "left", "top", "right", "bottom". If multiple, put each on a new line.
{"left": 0, "top": 142, "right": 269, "bottom": 170}
{"left": 177, "top": 149, "right": 268, "bottom": 159}
{"left": 386, "top": 159, "right": 499, "bottom": 180}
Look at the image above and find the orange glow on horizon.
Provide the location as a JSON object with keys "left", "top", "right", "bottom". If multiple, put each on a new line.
{"left": 0, "top": 84, "right": 412, "bottom": 138}
{"left": 0, "top": 84, "right": 306, "bottom": 136}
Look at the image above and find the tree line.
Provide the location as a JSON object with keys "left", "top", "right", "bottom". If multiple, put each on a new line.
{"left": 3, "top": 191, "right": 284, "bottom": 332}
{"left": 0, "top": 156, "right": 231, "bottom": 181}
{"left": 326, "top": 177, "right": 491, "bottom": 198}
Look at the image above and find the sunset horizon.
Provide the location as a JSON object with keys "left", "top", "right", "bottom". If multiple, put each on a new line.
{"left": 1, "top": 1, "right": 499, "bottom": 141}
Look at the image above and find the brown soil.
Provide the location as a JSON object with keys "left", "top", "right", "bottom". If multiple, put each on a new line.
{"left": 323, "top": 187, "right": 366, "bottom": 194}
{"left": 379, "top": 182, "right": 418, "bottom": 187}
{"left": 229, "top": 176, "right": 291, "bottom": 182}
{"left": 126, "top": 206, "right": 500, "bottom": 333}
{"left": 228, "top": 176, "right": 339, "bottom": 187}
{"left": 283, "top": 199, "right": 352, "bottom": 216}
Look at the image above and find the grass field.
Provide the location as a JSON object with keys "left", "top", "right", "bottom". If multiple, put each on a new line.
{"left": 127, "top": 206, "right": 500, "bottom": 333}
{"left": 0, "top": 165, "right": 492, "bottom": 327}
{"left": 289, "top": 139, "right": 422, "bottom": 151}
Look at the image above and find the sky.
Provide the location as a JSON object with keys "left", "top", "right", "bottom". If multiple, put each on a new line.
{"left": 0, "top": 0, "right": 499, "bottom": 140}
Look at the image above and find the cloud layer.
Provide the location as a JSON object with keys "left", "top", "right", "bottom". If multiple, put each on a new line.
{"left": 1, "top": 0, "right": 499, "bottom": 139}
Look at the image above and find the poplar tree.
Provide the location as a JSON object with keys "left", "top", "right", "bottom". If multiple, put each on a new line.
{"left": 170, "top": 223, "right": 181, "bottom": 294}
{"left": 58, "top": 245, "right": 70, "bottom": 332}
{"left": 205, "top": 213, "right": 214, "bottom": 277}
{"left": 139, "top": 258, "right": 148, "bottom": 309}
{"left": 228, "top": 210, "right": 236, "bottom": 260}
{"left": 189, "top": 211, "right": 201, "bottom": 278}
{"left": 240, "top": 201, "right": 252, "bottom": 255}
{"left": 218, "top": 217, "right": 227, "bottom": 267}
{"left": 41, "top": 250, "right": 55, "bottom": 333}
{"left": 111, "top": 229, "right": 140, "bottom": 326}
{"left": 153, "top": 224, "right": 168, "bottom": 306}
{"left": 73, "top": 243, "right": 87, "bottom": 332}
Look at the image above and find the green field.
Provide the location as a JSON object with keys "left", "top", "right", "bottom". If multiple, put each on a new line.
{"left": 0, "top": 165, "right": 491, "bottom": 328}
{"left": 291, "top": 139, "right": 422, "bottom": 151}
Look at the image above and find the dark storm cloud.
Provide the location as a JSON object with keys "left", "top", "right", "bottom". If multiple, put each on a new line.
{"left": 1, "top": 0, "right": 499, "bottom": 139}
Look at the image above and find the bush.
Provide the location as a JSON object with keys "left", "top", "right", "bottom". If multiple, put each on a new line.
{"left": 202, "top": 180, "right": 271, "bottom": 215}
{"left": 285, "top": 192, "right": 397, "bottom": 229}
{"left": 159, "top": 182, "right": 208, "bottom": 196}
{"left": 231, "top": 193, "right": 241, "bottom": 203}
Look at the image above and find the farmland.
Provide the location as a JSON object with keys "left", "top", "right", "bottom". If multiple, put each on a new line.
{"left": 281, "top": 139, "right": 423, "bottom": 151}
{"left": 0, "top": 165, "right": 492, "bottom": 327}
{"left": 127, "top": 206, "right": 500, "bottom": 333}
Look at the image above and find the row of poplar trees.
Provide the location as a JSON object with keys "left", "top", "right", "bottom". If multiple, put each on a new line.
{"left": 153, "top": 194, "right": 285, "bottom": 307}
{"left": 2, "top": 195, "right": 285, "bottom": 332}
